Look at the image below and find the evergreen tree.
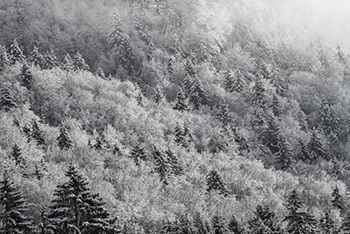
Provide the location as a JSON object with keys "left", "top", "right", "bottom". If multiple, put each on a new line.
{"left": 189, "top": 78, "right": 206, "bottom": 110}
{"left": 319, "top": 211, "right": 335, "bottom": 234}
{"left": 228, "top": 215, "right": 244, "bottom": 234}
{"left": 248, "top": 205, "right": 281, "bottom": 234}
{"left": 165, "top": 149, "right": 183, "bottom": 175}
{"left": 342, "top": 213, "right": 350, "bottom": 233}
{"left": 275, "top": 135, "right": 293, "bottom": 170}
{"left": 174, "top": 123, "right": 186, "bottom": 148}
{"left": 73, "top": 52, "right": 90, "bottom": 71}
{"left": 32, "top": 120, "right": 46, "bottom": 147}
{"left": 251, "top": 106, "right": 266, "bottom": 129}
{"left": 232, "top": 128, "right": 250, "bottom": 154}
{"left": 216, "top": 101, "right": 231, "bottom": 130}
{"left": 336, "top": 44, "right": 347, "bottom": 65}
{"left": 167, "top": 57, "right": 174, "bottom": 76}
{"left": 28, "top": 45, "right": 44, "bottom": 67}
{"left": 319, "top": 99, "right": 339, "bottom": 136}
{"left": 185, "top": 59, "right": 196, "bottom": 77}
{"left": 272, "top": 95, "right": 282, "bottom": 117}
{"left": 130, "top": 143, "right": 146, "bottom": 167}
{"left": 224, "top": 70, "right": 235, "bottom": 92}
{"left": 43, "top": 49, "right": 59, "bottom": 69}
{"left": 153, "top": 147, "right": 168, "bottom": 185}
{"left": 95, "top": 66, "right": 107, "bottom": 79}
{"left": 48, "top": 165, "right": 118, "bottom": 233}
{"left": 331, "top": 187, "right": 343, "bottom": 210}
{"left": 0, "top": 172, "right": 34, "bottom": 233}
{"left": 20, "top": 63, "right": 33, "bottom": 90}
{"left": 260, "top": 116, "right": 281, "bottom": 154}
{"left": 319, "top": 48, "right": 329, "bottom": 68}
{"left": 23, "top": 124, "right": 31, "bottom": 143}
{"left": 308, "top": 130, "right": 327, "bottom": 162}
{"left": 297, "top": 139, "right": 310, "bottom": 162}
{"left": 11, "top": 144, "right": 23, "bottom": 166}
{"left": 57, "top": 126, "right": 73, "bottom": 150}
{"left": 34, "top": 164, "right": 44, "bottom": 180}
{"left": 38, "top": 207, "right": 55, "bottom": 234}
{"left": 252, "top": 79, "right": 266, "bottom": 108}
{"left": 284, "top": 189, "right": 317, "bottom": 233}
{"left": 206, "top": 170, "right": 228, "bottom": 196}
{"left": 193, "top": 212, "right": 209, "bottom": 234}
{"left": 153, "top": 86, "right": 164, "bottom": 104}
{"left": 211, "top": 213, "right": 225, "bottom": 234}
{"left": 9, "top": 38, "right": 25, "bottom": 64}
{"left": 0, "top": 87, "right": 17, "bottom": 112}
{"left": 173, "top": 88, "right": 188, "bottom": 111}
{"left": 61, "top": 53, "right": 74, "bottom": 72}
{"left": 0, "top": 45, "right": 10, "bottom": 71}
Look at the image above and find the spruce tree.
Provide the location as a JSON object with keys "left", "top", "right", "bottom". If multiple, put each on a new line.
{"left": 319, "top": 99, "right": 339, "bottom": 136}
{"left": 48, "top": 165, "right": 118, "bottom": 233}
{"left": 275, "top": 135, "right": 293, "bottom": 170}
{"left": 308, "top": 130, "right": 327, "bottom": 162}
{"left": 23, "top": 124, "right": 31, "bottom": 143}
{"left": 73, "top": 52, "right": 90, "bottom": 71}
{"left": 189, "top": 78, "right": 206, "bottom": 110}
{"left": 167, "top": 57, "right": 174, "bottom": 76}
{"left": 57, "top": 126, "right": 73, "bottom": 150}
{"left": 43, "top": 49, "right": 59, "bottom": 69}
{"left": 20, "top": 63, "right": 33, "bottom": 90}
{"left": 284, "top": 189, "right": 317, "bottom": 233}
{"left": 232, "top": 70, "right": 245, "bottom": 93}
{"left": 0, "top": 87, "right": 17, "bottom": 112}
{"left": 174, "top": 123, "right": 186, "bottom": 148}
{"left": 11, "top": 143, "right": 23, "bottom": 166}
{"left": 251, "top": 106, "right": 266, "bottom": 129}
{"left": 260, "top": 116, "right": 281, "bottom": 154}
{"left": 206, "top": 170, "right": 228, "bottom": 196}
{"left": 166, "top": 149, "right": 183, "bottom": 175}
{"left": 297, "top": 139, "right": 310, "bottom": 162}
{"left": 224, "top": 70, "right": 235, "bottom": 93}
{"left": 61, "top": 53, "right": 74, "bottom": 72}
{"left": 9, "top": 38, "right": 25, "bottom": 64}
{"left": 32, "top": 120, "right": 46, "bottom": 147}
{"left": 248, "top": 205, "right": 281, "bottom": 233}
{"left": 130, "top": 143, "right": 146, "bottom": 167}
{"left": 331, "top": 187, "right": 343, "bottom": 210}
{"left": 0, "top": 172, "right": 34, "bottom": 233}
{"left": 173, "top": 88, "right": 188, "bottom": 111}
{"left": 95, "top": 66, "right": 107, "bottom": 79}
{"left": 319, "top": 211, "right": 335, "bottom": 233}
{"left": 336, "top": 44, "right": 347, "bottom": 65}
{"left": 0, "top": 45, "right": 10, "bottom": 71}
{"left": 153, "top": 147, "right": 168, "bottom": 185}
{"left": 272, "top": 95, "right": 282, "bottom": 117}
{"left": 29, "top": 45, "right": 44, "bottom": 68}
{"left": 216, "top": 101, "right": 231, "bottom": 130}
{"left": 185, "top": 59, "right": 196, "bottom": 77}
{"left": 211, "top": 213, "right": 225, "bottom": 234}
{"left": 228, "top": 215, "right": 244, "bottom": 234}
{"left": 252, "top": 79, "right": 266, "bottom": 108}
{"left": 193, "top": 212, "right": 209, "bottom": 234}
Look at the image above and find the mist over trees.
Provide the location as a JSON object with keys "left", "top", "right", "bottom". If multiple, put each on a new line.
{"left": 0, "top": 0, "right": 350, "bottom": 233}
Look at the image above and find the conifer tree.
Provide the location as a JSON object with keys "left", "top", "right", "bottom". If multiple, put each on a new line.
{"left": 319, "top": 211, "right": 335, "bottom": 234}
{"left": 38, "top": 207, "right": 55, "bottom": 234}
{"left": 20, "top": 63, "right": 33, "bottom": 90}
{"left": 308, "top": 130, "right": 327, "bottom": 162}
{"left": 212, "top": 213, "right": 226, "bottom": 234}
{"left": 32, "top": 120, "right": 46, "bottom": 147}
{"left": 29, "top": 45, "right": 44, "bottom": 67}
{"left": 173, "top": 88, "right": 188, "bottom": 111}
{"left": 319, "top": 48, "right": 329, "bottom": 68}
{"left": 342, "top": 213, "right": 350, "bottom": 233}
{"left": 0, "top": 45, "right": 10, "bottom": 71}
{"left": 260, "top": 116, "right": 281, "bottom": 154}
{"left": 48, "top": 165, "right": 118, "bottom": 233}
{"left": 228, "top": 215, "right": 244, "bottom": 234}
{"left": 193, "top": 212, "right": 209, "bottom": 234}
{"left": 183, "top": 75, "right": 194, "bottom": 95}
{"left": 336, "top": 44, "right": 347, "bottom": 65}
{"left": 185, "top": 59, "right": 196, "bottom": 77}
{"left": 34, "top": 164, "right": 44, "bottom": 180}
{"left": 216, "top": 100, "right": 231, "bottom": 130}
{"left": 61, "top": 53, "right": 74, "bottom": 72}
{"left": 174, "top": 123, "right": 186, "bottom": 147}
{"left": 189, "top": 78, "right": 206, "bottom": 110}
{"left": 224, "top": 71, "right": 235, "bottom": 93}
{"left": 73, "top": 52, "right": 90, "bottom": 71}
{"left": 57, "top": 126, "right": 73, "bottom": 150}
{"left": 284, "top": 189, "right": 317, "bottom": 233}
{"left": 165, "top": 149, "right": 183, "bottom": 175}
{"left": 9, "top": 38, "right": 25, "bottom": 64}
{"left": 0, "top": 172, "right": 34, "bottom": 233}
{"left": 272, "top": 95, "right": 282, "bottom": 117}
{"left": 331, "top": 187, "right": 343, "bottom": 210}
{"left": 153, "top": 147, "right": 168, "bottom": 185}
{"left": 95, "top": 66, "right": 107, "bottom": 79}
{"left": 167, "top": 57, "right": 174, "bottom": 76}
{"left": 252, "top": 79, "right": 266, "bottom": 108}
{"left": 297, "top": 139, "right": 310, "bottom": 162}
{"left": 275, "top": 135, "right": 293, "bottom": 170}
{"left": 23, "top": 124, "right": 31, "bottom": 143}
{"left": 0, "top": 87, "right": 17, "bottom": 112}
{"left": 43, "top": 49, "right": 59, "bottom": 69}
{"left": 251, "top": 106, "right": 266, "bottom": 129}
{"left": 206, "top": 170, "right": 228, "bottom": 196}
{"left": 248, "top": 205, "right": 281, "bottom": 233}
{"left": 11, "top": 143, "right": 23, "bottom": 166}
{"left": 130, "top": 143, "right": 146, "bottom": 167}
{"left": 153, "top": 86, "right": 164, "bottom": 104}
{"left": 232, "top": 70, "right": 245, "bottom": 93}
{"left": 319, "top": 99, "right": 339, "bottom": 136}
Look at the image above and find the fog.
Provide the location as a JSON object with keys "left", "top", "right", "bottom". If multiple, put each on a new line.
{"left": 269, "top": 0, "right": 350, "bottom": 52}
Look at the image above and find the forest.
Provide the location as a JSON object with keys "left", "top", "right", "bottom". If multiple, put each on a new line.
{"left": 1, "top": 0, "right": 350, "bottom": 233}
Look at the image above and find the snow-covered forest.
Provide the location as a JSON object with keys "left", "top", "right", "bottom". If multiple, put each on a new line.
{"left": 0, "top": 0, "right": 350, "bottom": 233}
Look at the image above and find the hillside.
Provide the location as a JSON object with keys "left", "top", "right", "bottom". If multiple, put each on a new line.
{"left": 0, "top": 0, "right": 350, "bottom": 233}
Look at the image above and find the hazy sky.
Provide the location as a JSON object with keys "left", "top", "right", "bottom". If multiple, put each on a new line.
{"left": 271, "top": 0, "right": 350, "bottom": 52}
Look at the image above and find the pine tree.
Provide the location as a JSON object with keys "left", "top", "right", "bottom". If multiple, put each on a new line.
{"left": 319, "top": 99, "right": 339, "bottom": 136}
{"left": 319, "top": 48, "right": 329, "bottom": 68}
{"left": 284, "top": 189, "right": 317, "bottom": 233}
{"left": 9, "top": 38, "right": 25, "bottom": 64}
{"left": 29, "top": 45, "right": 44, "bottom": 67}
{"left": 153, "top": 147, "right": 168, "bottom": 185}
{"left": 272, "top": 95, "right": 282, "bottom": 117}
{"left": 248, "top": 205, "right": 281, "bottom": 233}
{"left": 319, "top": 211, "right": 335, "bottom": 234}
{"left": 216, "top": 101, "right": 231, "bottom": 130}
{"left": 32, "top": 120, "right": 46, "bottom": 147}
{"left": 212, "top": 213, "right": 225, "bottom": 234}
{"left": 252, "top": 79, "right": 266, "bottom": 108}
{"left": 167, "top": 57, "right": 174, "bottom": 76}
{"left": 34, "top": 163, "right": 44, "bottom": 180}
{"left": 275, "top": 135, "right": 293, "bottom": 170}
{"left": 0, "top": 87, "right": 17, "bottom": 112}
{"left": 206, "top": 170, "right": 228, "bottom": 196}
{"left": 308, "top": 130, "right": 327, "bottom": 162}
{"left": 173, "top": 88, "right": 188, "bottom": 111}
{"left": 228, "top": 215, "right": 244, "bottom": 234}
{"left": 23, "top": 124, "right": 31, "bottom": 143}
{"left": 57, "top": 126, "right": 73, "bottom": 150}
{"left": 0, "top": 172, "right": 34, "bottom": 233}
{"left": 185, "top": 59, "right": 196, "bottom": 77}
{"left": 260, "top": 116, "right": 281, "bottom": 154}
{"left": 95, "top": 66, "right": 107, "bottom": 79}
{"left": 166, "top": 149, "right": 183, "bottom": 175}
{"left": 11, "top": 144, "right": 23, "bottom": 166}
{"left": 61, "top": 53, "right": 74, "bottom": 72}
{"left": 38, "top": 207, "right": 55, "bottom": 234}
{"left": 174, "top": 123, "right": 186, "bottom": 148}
{"left": 331, "top": 187, "right": 343, "bottom": 210}
{"left": 193, "top": 212, "right": 209, "bottom": 234}
{"left": 232, "top": 128, "right": 250, "bottom": 154}
{"left": 130, "top": 143, "right": 146, "bottom": 167}
{"left": 297, "top": 139, "right": 310, "bottom": 162}
{"left": 0, "top": 45, "right": 10, "bottom": 71}
{"left": 232, "top": 70, "right": 245, "bottom": 93}
{"left": 20, "top": 63, "right": 33, "bottom": 90}
{"left": 43, "top": 49, "right": 59, "bottom": 69}
{"left": 48, "top": 165, "right": 118, "bottom": 233}
{"left": 251, "top": 106, "right": 266, "bottom": 129}
{"left": 73, "top": 52, "right": 90, "bottom": 71}
{"left": 189, "top": 78, "right": 206, "bottom": 110}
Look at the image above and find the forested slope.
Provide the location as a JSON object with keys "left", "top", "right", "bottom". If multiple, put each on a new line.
{"left": 0, "top": 0, "right": 350, "bottom": 233}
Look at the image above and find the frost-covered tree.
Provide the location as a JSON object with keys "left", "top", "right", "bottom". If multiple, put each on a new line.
{"left": 11, "top": 143, "right": 23, "bottom": 166}
{"left": 319, "top": 211, "right": 336, "bottom": 234}
{"left": 20, "top": 63, "right": 33, "bottom": 89}
{"left": 43, "top": 49, "right": 59, "bottom": 69}
{"left": 308, "top": 129, "right": 327, "bottom": 162}
{"left": 73, "top": 52, "right": 90, "bottom": 71}
{"left": 248, "top": 205, "right": 281, "bottom": 234}
{"left": 173, "top": 87, "right": 188, "bottom": 111}
{"left": 0, "top": 87, "right": 17, "bottom": 112}
{"left": 211, "top": 213, "right": 226, "bottom": 234}
{"left": 32, "top": 120, "right": 46, "bottom": 147}
{"left": 216, "top": 100, "right": 232, "bottom": 130}
{"left": 29, "top": 45, "right": 44, "bottom": 67}
{"left": 331, "top": 187, "right": 343, "bottom": 210}
{"left": 206, "top": 170, "right": 228, "bottom": 196}
{"left": 166, "top": 149, "right": 183, "bottom": 176}
{"left": 275, "top": 135, "right": 293, "bottom": 170}
{"left": 57, "top": 126, "right": 73, "bottom": 150}
{"left": 0, "top": 45, "right": 10, "bottom": 71}
{"left": 153, "top": 147, "right": 168, "bottom": 185}
{"left": 319, "top": 99, "right": 339, "bottom": 136}
{"left": 228, "top": 215, "right": 244, "bottom": 234}
{"left": 9, "top": 38, "right": 25, "bottom": 64}
{"left": 252, "top": 79, "right": 266, "bottom": 108}
{"left": 130, "top": 143, "right": 146, "bottom": 167}
{"left": 61, "top": 53, "right": 74, "bottom": 72}
{"left": 95, "top": 66, "right": 106, "bottom": 79}
{"left": 189, "top": 78, "right": 206, "bottom": 110}
{"left": 272, "top": 95, "right": 282, "bottom": 117}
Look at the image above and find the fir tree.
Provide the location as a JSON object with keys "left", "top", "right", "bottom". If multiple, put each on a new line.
{"left": 23, "top": 124, "right": 31, "bottom": 143}
{"left": 297, "top": 139, "right": 310, "bottom": 162}
{"left": 206, "top": 170, "right": 228, "bottom": 196}
{"left": 38, "top": 207, "right": 55, "bottom": 234}
{"left": 20, "top": 63, "right": 33, "bottom": 90}
{"left": 248, "top": 205, "right": 281, "bottom": 233}
{"left": 166, "top": 149, "right": 183, "bottom": 176}
{"left": 212, "top": 213, "right": 225, "bottom": 234}
{"left": 173, "top": 88, "right": 188, "bottom": 111}
{"left": 308, "top": 130, "right": 327, "bottom": 162}
{"left": 48, "top": 165, "right": 118, "bottom": 233}
{"left": 57, "top": 126, "right": 73, "bottom": 150}
{"left": 167, "top": 57, "right": 174, "bottom": 76}
{"left": 319, "top": 211, "right": 335, "bottom": 234}
{"left": 260, "top": 116, "right": 281, "bottom": 154}
{"left": 0, "top": 87, "right": 17, "bottom": 112}
{"left": 331, "top": 187, "right": 343, "bottom": 210}
{"left": 232, "top": 70, "right": 245, "bottom": 93}
{"left": 95, "top": 66, "right": 106, "bottom": 79}
{"left": 228, "top": 215, "right": 244, "bottom": 234}
{"left": 34, "top": 164, "right": 44, "bottom": 180}
{"left": 224, "top": 71, "right": 235, "bottom": 92}
{"left": 32, "top": 120, "right": 46, "bottom": 147}
{"left": 9, "top": 38, "right": 25, "bottom": 64}
{"left": 193, "top": 212, "right": 209, "bottom": 234}
{"left": 73, "top": 52, "right": 90, "bottom": 71}
{"left": 11, "top": 144, "right": 23, "bottom": 166}
{"left": 61, "top": 53, "right": 74, "bottom": 72}
{"left": 29, "top": 45, "right": 44, "bottom": 67}
{"left": 319, "top": 99, "right": 339, "bottom": 136}
{"left": 0, "top": 172, "right": 34, "bottom": 233}
{"left": 43, "top": 49, "right": 59, "bottom": 69}
{"left": 284, "top": 189, "right": 317, "bottom": 233}
{"left": 174, "top": 123, "right": 186, "bottom": 148}
{"left": 130, "top": 143, "right": 146, "bottom": 167}
{"left": 0, "top": 45, "right": 10, "bottom": 71}
{"left": 272, "top": 95, "right": 282, "bottom": 117}
{"left": 189, "top": 78, "right": 206, "bottom": 110}
{"left": 153, "top": 147, "right": 168, "bottom": 185}
{"left": 319, "top": 48, "right": 329, "bottom": 68}
{"left": 275, "top": 135, "right": 293, "bottom": 170}
{"left": 216, "top": 100, "right": 232, "bottom": 130}
{"left": 185, "top": 59, "right": 196, "bottom": 77}
{"left": 251, "top": 106, "right": 266, "bottom": 129}
{"left": 252, "top": 79, "right": 266, "bottom": 108}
